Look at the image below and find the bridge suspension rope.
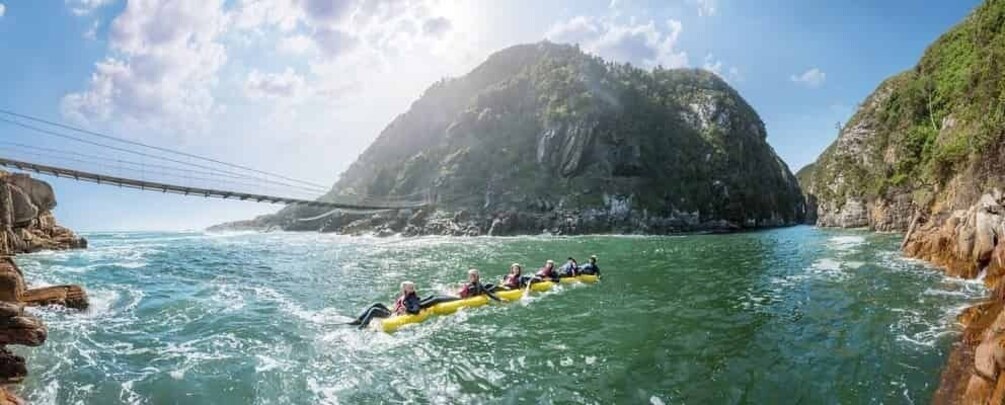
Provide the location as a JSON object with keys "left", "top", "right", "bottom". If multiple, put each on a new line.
{"left": 0, "top": 109, "right": 429, "bottom": 209}
{"left": 0, "top": 109, "right": 328, "bottom": 190}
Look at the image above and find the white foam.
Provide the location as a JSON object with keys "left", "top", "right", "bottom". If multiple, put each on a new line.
{"left": 828, "top": 235, "right": 866, "bottom": 251}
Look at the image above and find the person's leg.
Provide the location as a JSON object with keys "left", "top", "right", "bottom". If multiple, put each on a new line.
{"left": 349, "top": 303, "right": 382, "bottom": 325}
{"left": 358, "top": 307, "right": 392, "bottom": 329}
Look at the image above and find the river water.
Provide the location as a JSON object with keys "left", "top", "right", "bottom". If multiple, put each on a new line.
{"left": 8, "top": 226, "right": 987, "bottom": 404}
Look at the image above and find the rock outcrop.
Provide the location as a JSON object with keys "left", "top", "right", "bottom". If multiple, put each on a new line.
{"left": 802, "top": 0, "right": 1005, "bottom": 234}
{"left": 902, "top": 191, "right": 1005, "bottom": 404}
{"left": 213, "top": 42, "right": 806, "bottom": 235}
{"left": 0, "top": 170, "right": 88, "bottom": 403}
{"left": 800, "top": 1, "right": 1005, "bottom": 403}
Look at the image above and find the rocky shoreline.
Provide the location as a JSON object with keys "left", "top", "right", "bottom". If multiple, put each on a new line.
{"left": 896, "top": 190, "right": 1005, "bottom": 404}
{"left": 0, "top": 171, "right": 88, "bottom": 404}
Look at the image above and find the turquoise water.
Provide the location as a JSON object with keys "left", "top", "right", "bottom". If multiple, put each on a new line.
{"left": 9, "top": 226, "right": 986, "bottom": 404}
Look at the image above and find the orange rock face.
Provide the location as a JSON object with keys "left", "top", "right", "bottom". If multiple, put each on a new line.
{"left": 903, "top": 191, "right": 1005, "bottom": 405}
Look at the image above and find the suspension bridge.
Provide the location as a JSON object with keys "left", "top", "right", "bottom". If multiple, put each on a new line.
{"left": 0, "top": 109, "right": 429, "bottom": 212}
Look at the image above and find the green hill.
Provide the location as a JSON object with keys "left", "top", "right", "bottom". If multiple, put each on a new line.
{"left": 216, "top": 42, "right": 805, "bottom": 235}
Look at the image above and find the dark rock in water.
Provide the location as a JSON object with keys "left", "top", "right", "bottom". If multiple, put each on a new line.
{"left": 0, "top": 348, "right": 26, "bottom": 384}
{"left": 213, "top": 42, "right": 806, "bottom": 235}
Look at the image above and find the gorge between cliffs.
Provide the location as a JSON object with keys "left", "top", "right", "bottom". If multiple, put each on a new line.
{"left": 204, "top": 26, "right": 1005, "bottom": 404}
{"left": 8, "top": 4, "right": 1005, "bottom": 403}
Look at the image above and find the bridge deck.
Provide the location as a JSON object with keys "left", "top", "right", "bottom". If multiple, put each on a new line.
{"left": 0, "top": 157, "right": 425, "bottom": 210}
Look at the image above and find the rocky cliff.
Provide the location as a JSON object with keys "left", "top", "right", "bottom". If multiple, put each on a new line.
{"left": 800, "top": 1, "right": 1005, "bottom": 403}
{"left": 216, "top": 42, "right": 805, "bottom": 235}
{"left": 0, "top": 170, "right": 88, "bottom": 404}
{"left": 802, "top": 1, "right": 1005, "bottom": 232}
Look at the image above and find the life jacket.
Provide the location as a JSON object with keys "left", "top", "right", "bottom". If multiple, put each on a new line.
{"left": 394, "top": 292, "right": 419, "bottom": 314}
{"left": 580, "top": 263, "right": 598, "bottom": 275}
{"left": 537, "top": 266, "right": 555, "bottom": 278}
{"left": 459, "top": 282, "right": 478, "bottom": 298}
{"left": 503, "top": 274, "right": 522, "bottom": 288}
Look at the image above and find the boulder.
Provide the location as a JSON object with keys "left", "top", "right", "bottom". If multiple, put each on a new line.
{"left": 6, "top": 186, "right": 36, "bottom": 228}
{"left": 6, "top": 174, "right": 55, "bottom": 212}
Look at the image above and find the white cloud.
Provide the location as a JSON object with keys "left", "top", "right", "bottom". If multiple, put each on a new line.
{"left": 422, "top": 17, "right": 451, "bottom": 37}
{"left": 83, "top": 20, "right": 99, "bottom": 40}
{"left": 311, "top": 27, "right": 359, "bottom": 59}
{"left": 0, "top": 3, "right": 5, "bottom": 18}
{"left": 546, "top": 16, "right": 688, "bottom": 69}
{"left": 230, "top": 0, "right": 453, "bottom": 61}
{"left": 231, "top": 0, "right": 299, "bottom": 32}
{"left": 244, "top": 68, "right": 307, "bottom": 100}
{"left": 703, "top": 54, "right": 723, "bottom": 75}
{"left": 728, "top": 66, "right": 743, "bottom": 82}
{"left": 694, "top": 0, "right": 717, "bottom": 16}
{"left": 703, "top": 54, "right": 742, "bottom": 83}
{"left": 61, "top": 0, "right": 228, "bottom": 135}
{"left": 63, "top": 0, "right": 463, "bottom": 135}
{"left": 66, "top": 0, "right": 114, "bottom": 16}
{"left": 790, "top": 68, "right": 826, "bottom": 88}
{"left": 299, "top": 0, "right": 355, "bottom": 26}
{"left": 278, "top": 34, "right": 314, "bottom": 54}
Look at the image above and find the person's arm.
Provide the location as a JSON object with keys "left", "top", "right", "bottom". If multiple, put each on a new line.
{"left": 481, "top": 283, "right": 501, "bottom": 301}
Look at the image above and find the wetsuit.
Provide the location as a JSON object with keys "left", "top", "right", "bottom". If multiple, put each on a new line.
{"left": 418, "top": 282, "right": 501, "bottom": 308}
{"left": 351, "top": 292, "right": 420, "bottom": 329}
{"left": 558, "top": 262, "right": 579, "bottom": 277}
{"left": 459, "top": 282, "right": 500, "bottom": 300}
{"left": 580, "top": 262, "right": 600, "bottom": 276}
{"left": 533, "top": 266, "right": 559, "bottom": 282}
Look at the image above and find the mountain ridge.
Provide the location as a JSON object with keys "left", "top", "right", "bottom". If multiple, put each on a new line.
{"left": 214, "top": 41, "right": 806, "bottom": 235}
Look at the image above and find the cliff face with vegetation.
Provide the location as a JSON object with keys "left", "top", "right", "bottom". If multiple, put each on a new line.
{"left": 802, "top": 1, "right": 1005, "bottom": 231}
{"left": 219, "top": 42, "right": 805, "bottom": 235}
{"left": 799, "top": 1, "right": 1005, "bottom": 403}
{"left": 0, "top": 170, "right": 88, "bottom": 405}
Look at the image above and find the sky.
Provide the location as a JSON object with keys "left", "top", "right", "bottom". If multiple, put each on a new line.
{"left": 0, "top": 0, "right": 984, "bottom": 231}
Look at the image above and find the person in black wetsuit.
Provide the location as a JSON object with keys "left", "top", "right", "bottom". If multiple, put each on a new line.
{"left": 420, "top": 269, "right": 501, "bottom": 307}
{"left": 531, "top": 260, "right": 559, "bottom": 283}
{"left": 349, "top": 281, "right": 422, "bottom": 329}
{"left": 558, "top": 257, "right": 579, "bottom": 278}
{"left": 459, "top": 269, "right": 500, "bottom": 300}
{"left": 501, "top": 263, "right": 528, "bottom": 289}
{"left": 579, "top": 255, "right": 601, "bottom": 276}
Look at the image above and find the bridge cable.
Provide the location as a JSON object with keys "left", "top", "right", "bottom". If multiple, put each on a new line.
{"left": 0, "top": 109, "right": 329, "bottom": 190}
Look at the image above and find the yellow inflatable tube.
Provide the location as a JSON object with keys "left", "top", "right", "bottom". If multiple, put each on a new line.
{"left": 378, "top": 309, "right": 432, "bottom": 333}
{"left": 377, "top": 274, "right": 599, "bottom": 333}
{"left": 430, "top": 295, "right": 489, "bottom": 315}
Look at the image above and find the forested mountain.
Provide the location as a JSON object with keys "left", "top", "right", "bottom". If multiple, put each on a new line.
{"left": 216, "top": 42, "right": 805, "bottom": 235}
